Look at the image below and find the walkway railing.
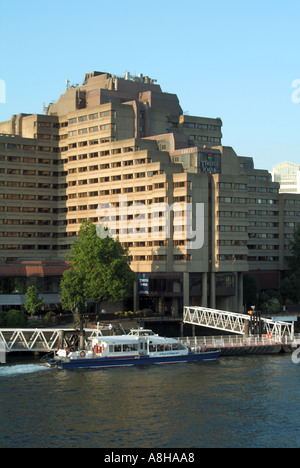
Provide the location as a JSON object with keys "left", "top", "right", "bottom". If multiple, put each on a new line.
{"left": 183, "top": 306, "right": 295, "bottom": 341}
{"left": 0, "top": 322, "right": 298, "bottom": 353}
{"left": 0, "top": 328, "right": 99, "bottom": 353}
{"left": 178, "top": 334, "right": 300, "bottom": 348}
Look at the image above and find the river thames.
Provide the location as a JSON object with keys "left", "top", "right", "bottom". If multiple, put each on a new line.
{"left": 0, "top": 354, "right": 300, "bottom": 448}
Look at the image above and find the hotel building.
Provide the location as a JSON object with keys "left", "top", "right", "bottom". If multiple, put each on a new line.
{"left": 0, "top": 71, "right": 299, "bottom": 313}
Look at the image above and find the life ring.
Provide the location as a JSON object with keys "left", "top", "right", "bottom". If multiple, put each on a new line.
{"left": 80, "top": 351, "right": 86, "bottom": 358}
{"left": 65, "top": 347, "right": 71, "bottom": 355}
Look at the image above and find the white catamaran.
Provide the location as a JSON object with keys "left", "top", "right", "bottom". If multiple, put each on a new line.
{"left": 46, "top": 328, "right": 220, "bottom": 369}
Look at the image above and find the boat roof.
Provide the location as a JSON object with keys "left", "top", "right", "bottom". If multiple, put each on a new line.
{"left": 128, "top": 328, "right": 157, "bottom": 336}
{"left": 90, "top": 334, "right": 179, "bottom": 345}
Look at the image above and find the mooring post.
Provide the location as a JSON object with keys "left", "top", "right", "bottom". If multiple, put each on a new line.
{"left": 59, "top": 330, "right": 65, "bottom": 350}
{"left": 244, "top": 320, "right": 249, "bottom": 338}
{"left": 79, "top": 318, "right": 85, "bottom": 350}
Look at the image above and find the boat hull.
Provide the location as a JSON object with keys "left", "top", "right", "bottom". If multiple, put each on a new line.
{"left": 46, "top": 351, "right": 220, "bottom": 370}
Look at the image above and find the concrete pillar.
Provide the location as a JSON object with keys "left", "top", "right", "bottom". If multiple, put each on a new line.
{"left": 133, "top": 281, "right": 139, "bottom": 312}
{"left": 58, "top": 330, "right": 65, "bottom": 349}
{"left": 183, "top": 272, "right": 190, "bottom": 307}
{"left": 244, "top": 319, "right": 250, "bottom": 337}
{"left": 210, "top": 272, "right": 216, "bottom": 309}
{"left": 158, "top": 298, "right": 164, "bottom": 315}
{"left": 172, "top": 297, "right": 179, "bottom": 316}
{"left": 79, "top": 319, "right": 85, "bottom": 350}
{"left": 202, "top": 272, "right": 208, "bottom": 307}
{"left": 238, "top": 272, "right": 244, "bottom": 313}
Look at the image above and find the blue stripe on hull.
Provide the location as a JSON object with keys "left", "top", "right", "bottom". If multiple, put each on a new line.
{"left": 49, "top": 352, "right": 220, "bottom": 370}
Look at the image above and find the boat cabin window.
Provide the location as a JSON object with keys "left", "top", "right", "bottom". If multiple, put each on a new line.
{"left": 172, "top": 343, "right": 186, "bottom": 351}
{"left": 150, "top": 343, "right": 187, "bottom": 352}
{"left": 108, "top": 344, "right": 139, "bottom": 353}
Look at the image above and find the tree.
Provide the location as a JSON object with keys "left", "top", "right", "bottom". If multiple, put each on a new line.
{"left": 60, "top": 220, "right": 136, "bottom": 317}
{"left": 4, "top": 310, "right": 28, "bottom": 327}
{"left": 24, "top": 286, "right": 44, "bottom": 316}
{"left": 260, "top": 297, "right": 281, "bottom": 314}
{"left": 287, "top": 225, "right": 300, "bottom": 276}
{"left": 280, "top": 274, "right": 300, "bottom": 304}
{"left": 280, "top": 226, "right": 300, "bottom": 304}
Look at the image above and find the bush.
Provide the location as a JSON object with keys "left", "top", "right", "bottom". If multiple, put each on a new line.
{"left": 0, "top": 311, "right": 7, "bottom": 326}
{"left": 5, "top": 310, "right": 27, "bottom": 327}
{"left": 260, "top": 298, "right": 281, "bottom": 314}
{"left": 45, "top": 311, "right": 56, "bottom": 322}
{"left": 124, "top": 311, "right": 134, "bottom": 318}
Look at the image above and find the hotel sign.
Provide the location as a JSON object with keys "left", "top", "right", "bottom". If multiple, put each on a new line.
{"left": 138, "top": 273, "right": 150, "bottom": 295}
{"left": 200, "top": 160, "right": 220, "bottom": 174}
{"left": 199, "top": 153, "right": 221, "bottom": 174}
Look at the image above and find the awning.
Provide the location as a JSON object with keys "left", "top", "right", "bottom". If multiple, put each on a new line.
{"left": 0, "top": 294, "right": 61, "bottom": 306}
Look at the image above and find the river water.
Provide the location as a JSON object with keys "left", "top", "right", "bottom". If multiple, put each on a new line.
{"left": 0, "top": 354, "right": 300, "bottom": 448}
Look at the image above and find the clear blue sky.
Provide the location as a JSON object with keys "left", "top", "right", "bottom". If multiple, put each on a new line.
{"left": 0, "top": 0, "right": 300, "bottom": 171}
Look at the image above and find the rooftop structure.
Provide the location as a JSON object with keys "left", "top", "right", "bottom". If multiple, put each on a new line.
{"left": 273, "top": 161, "right": 300, "bottom": 194}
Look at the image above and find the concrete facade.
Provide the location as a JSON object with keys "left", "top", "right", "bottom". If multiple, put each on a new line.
{"left": 0, "top": 71, "right": 299, "bottom": 313}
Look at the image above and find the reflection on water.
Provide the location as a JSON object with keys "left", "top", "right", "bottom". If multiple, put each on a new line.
{"left": 1, "top": 355, "right": 300, "bottom": 448}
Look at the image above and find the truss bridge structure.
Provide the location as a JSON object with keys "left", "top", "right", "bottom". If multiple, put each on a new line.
{"left": 183, "top": 306, "right": 295, "bottom": 342}
{"left": 0, "top": 328, "right": 99, "bottom": 353}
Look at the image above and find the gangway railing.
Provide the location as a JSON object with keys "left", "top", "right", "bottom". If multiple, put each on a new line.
{"left": 183, "top": 306, "right": 295, "bottom": 342}
{"left": 0, "top": 328, "right": 99, "bottom": 353}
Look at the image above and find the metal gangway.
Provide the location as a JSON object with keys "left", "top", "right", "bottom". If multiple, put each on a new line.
{"left": 183, "top": 306, "right": 295, "bottom": 342}
{"left": 0, "top": 328, "right": 100, "bottom": 353}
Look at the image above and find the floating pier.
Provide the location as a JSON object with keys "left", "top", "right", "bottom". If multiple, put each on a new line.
{"left": 179, "top": 335, "right": 288, "bottom": 356}
{"left": 182, "top": 306, "right": 298, "bottom": 355}
{"left": 0, "top": 327, "right": 298, "bottom": 356}
{"left": 0, "top": 306, "right": 298, "bottom": 356}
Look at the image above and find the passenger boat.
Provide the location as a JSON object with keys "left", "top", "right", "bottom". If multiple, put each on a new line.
{"left": 45, "top": 328, "right": 220, "bottom": 370}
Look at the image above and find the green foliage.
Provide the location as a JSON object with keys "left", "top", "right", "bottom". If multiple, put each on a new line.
{"left": 60, "top": 220, "right": 136, "bottom": 314}
{"left": 280, "top": 274, "right": 300, "bottom": 304}
{"left": 0, "top": 310, "right": 27, "bottom": 327}
{"left": 287, "top": 225, "right": 300, "bottom": 276}
{"left": 45, "top": 311, "right": 55, "bottom": 321}
{"left": 260, "top": 297, "right": 281, "bottom": 314}
{"left": 24, "top": 286, "right": 45, "bottom": 316}
{"left": 279, "top": 226, "right": 300, "bottom": 304}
